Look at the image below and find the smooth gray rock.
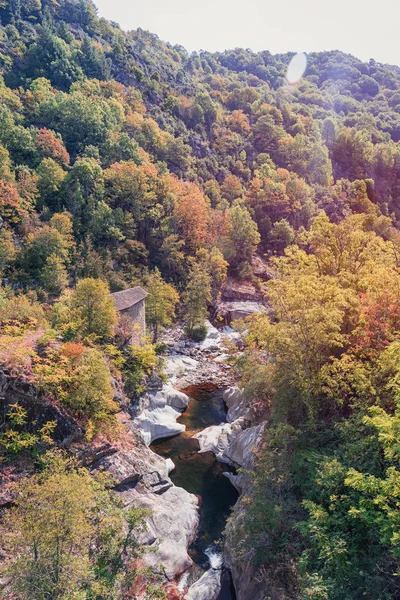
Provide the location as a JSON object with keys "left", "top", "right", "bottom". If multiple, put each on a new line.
{"left": 165, "top": 355, "right": 199, "bottom": 382}
{"left": 193, "top": 420, "right": 244, "bottom": 463}
{"left": 185, "top": 568, "right": 222, "bottom": 600}
{"left": 222, "top": 423, "right": 265, "bottom": 470}
{"left": 218, "top": 301, "right": 265, "bottom": 323}
{"left": 133, "top": 406, "right": 186, "bottom": 446}
{"left": 122, "top": 485, "right": 199, "bottom": 580}
{"left": 222, "top": 386, "right": 249, "bottom": 422}
{"left": 133, "top": 385, "right": 189, "bottom": 445}
{"left": 197, "top": 321, "right": 222, "bottom": 351}
{"left": 91, "top": 444, "right": 170, "bottom": 490}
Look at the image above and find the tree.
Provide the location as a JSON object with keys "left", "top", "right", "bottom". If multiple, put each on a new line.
{"left": 224, "top": 205, "right": 260, "bottom": 276}
{"left": 40, "top": 253, "right": 68, "bottom": 297}
{"left": 183, "top": 262, "right": 211, "bottom": 335}
{"left": 221, "top": 174, "right": 242, "bottom": 203}
{"left": 23, "top": 27, "right": 84, "bottom": 90}
{"left": 268, "top": 218, "right": 295, "bottom": 253}
{"left": 71, "top": 278, "right": 117, "bottom": 339}
{"left": 145, "top": 268, "right": 179, "bottom": 342}
{"left": 60, "top": 346, "right": 117, "bottom": 423}
{"left": 0, "top": 228, "right": 16, "bottom": 277}
{"left": 0, "top": 179, "right": 32, "bottom": 223}
{"left": 35, "top": 128, "right": 70, "bottom": 167}
{"left": 1, "top": 451, "right": 155, "bottom": 600}
{"left": 37, "top": 157, "right": 67, "bottom": 211}
{"left": 79, "top": 34, "right": 111, "bottom": 80}
{"left": 19, "top": 225, "right": 70, "bottom": 281}
{"left": 197, "top": 247, "right": 228, "bottom": 306}
{"left": 172, "top": 179, "right": 210, "bottom": 251}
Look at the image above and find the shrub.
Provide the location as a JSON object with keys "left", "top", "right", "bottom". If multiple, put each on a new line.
{"left": 34, "top": 346, "right": 118, "bottom": 437}
{"left": 187, "top": 323, "right": 208, "bottom": 342}
{"left": 123, "top": 344, "right": 158, "bottom": 396}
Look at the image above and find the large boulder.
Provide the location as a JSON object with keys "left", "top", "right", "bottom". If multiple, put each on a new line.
{"left": 222, "top": 386, "right": 249, "bottom": 422}
{"left": 122, "top": 485, "right": 199, "bottom": 580}
{"left": 92, "top": 431, "right": 200, "bottom": 583}
{"left": 164, "top": 355, "right": 199, "bottom": 382}
{"left": 185, "top": 568, "right": 221, "bottom": 600}
{"left": 222, "top": 423, "right": 265, "bottom": 470}
{"left": 193, "top": 420, "right": 244, "bottom": 463}
{"left": 222, "top": 278, "right": 264, "bottom": 302}
{"left": 133, "top": 406, "right": 186, "bottom": 446}
{"left": 217, "top": 301, "right": 266, "bottom": 325}
{"left": 196, "top": 321, "right": 223, "bottom": 351}
{"left": 132, "top": 385, "right": 190, "bottom": 445}
{"left": 92, "top": 444, "right": 171, "bottom": 492}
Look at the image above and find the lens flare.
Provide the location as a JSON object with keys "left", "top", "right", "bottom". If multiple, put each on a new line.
{"left": 286, "top": 52, "right": 307, "bottom": 84}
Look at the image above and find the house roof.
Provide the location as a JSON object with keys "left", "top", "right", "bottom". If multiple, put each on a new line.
{"left": 110, "top": 286, "right": 148, "bottom": 311}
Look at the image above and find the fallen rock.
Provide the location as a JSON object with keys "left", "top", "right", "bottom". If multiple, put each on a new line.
{"left": 196, "top": 321, "right": 222, "bottom": 352}
{"left": 212, "top": 353, "right": 230, "bottom": 364}
{"left": 222, "top": 278, "right": 264, "bottom": 303}
{"left": 165, "top": 355, "right": 199, "bottom": 382}
{"left": 251, "top": 254, "right": 276, "bottom": 281}
{"left": 166, "top": 458, "right": 175, "bottom": 474}
{"left": 91, "top": 443, "right": 170, "bottom": 490}
{"left": 132, "top": 385, "right": 190, "bottom": 445}
{"left": 164, "top": 386, "right": 191, "bottom": 411}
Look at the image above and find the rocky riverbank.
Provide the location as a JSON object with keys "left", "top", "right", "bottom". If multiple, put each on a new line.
{"left": 126, "top": 316, "right": 268, "bottom": 600}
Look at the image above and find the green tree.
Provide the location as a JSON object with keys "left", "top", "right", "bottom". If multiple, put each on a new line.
{"left": 40, "top": 252, "right": 68, "bottom": 297}
{"left": 0, "top": 227, "right": 16, "bottom": 277}
{"left": 224, "top": 205, "right": 260, "bottom": 276}
{"left": 145, "top": 268, "right": 179, "bottom": 342}
{"left": 183, "top": 262, "right": 211, "bottom": 335}
{"left": 268, "top": 218, "right": 295, "bottom": 253}
{"left": 197, "top": 246, "right": 228, "bottom": 306}
{"left": 37, "top": 157, "right": 67, "bottom": 211}
{"left": 0, "top": 451, "right": 156, "bottom": 600}
{"left": 19, "top": 225, "right": 70, "bottom": 281}
{"left": 71, "top": 277, "right": 117, "bottom": 339}
{"left": 23, "top": 27, "right": 84, "bottom": 90}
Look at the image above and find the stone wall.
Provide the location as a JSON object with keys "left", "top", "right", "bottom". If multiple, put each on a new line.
{"left": 121, "top": 299, "right": 146, "bottom": 345}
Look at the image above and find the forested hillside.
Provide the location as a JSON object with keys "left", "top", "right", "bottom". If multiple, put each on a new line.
{"left": 1, "top": 0, "right": 400, "bottom": 598}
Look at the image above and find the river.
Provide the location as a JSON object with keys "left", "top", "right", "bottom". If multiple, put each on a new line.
{"left": 150, "top": 383, "right": 238, "bottom": 598}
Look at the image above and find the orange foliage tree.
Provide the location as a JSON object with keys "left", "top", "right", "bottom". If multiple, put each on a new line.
{"left": 0, "top": 180, "right": 33, "bottom": 223}
{"left": 170, "top": 178, "right": 210, "bottom": 251}
{"left": 35, "top": 128, "right": 70, "bottom": 167}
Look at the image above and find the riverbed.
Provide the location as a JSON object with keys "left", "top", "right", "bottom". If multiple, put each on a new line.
{"left": 150, "top": 384, "right": 238, "bottom": 595}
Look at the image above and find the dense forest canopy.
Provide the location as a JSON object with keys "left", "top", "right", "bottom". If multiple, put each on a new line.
{"left": 1, "top": 0, "right": 400, "bottom": 598}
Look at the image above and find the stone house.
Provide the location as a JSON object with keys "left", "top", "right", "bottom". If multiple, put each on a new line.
{"left": 110, "top": 286, "right": 148, "bottom": 345}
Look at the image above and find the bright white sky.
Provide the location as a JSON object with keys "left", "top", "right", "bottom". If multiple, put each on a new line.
{"left": 93, "top": 0, "right": 400, "bottom": 67}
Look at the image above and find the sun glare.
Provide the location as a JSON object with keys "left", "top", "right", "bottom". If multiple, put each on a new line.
{"left": 286, "top": 52, "right": 308, "bottom": 84}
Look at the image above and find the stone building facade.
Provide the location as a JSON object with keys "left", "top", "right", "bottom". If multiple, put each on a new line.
{"left": 110, "top": 287, "right": 148, "bottom": 345}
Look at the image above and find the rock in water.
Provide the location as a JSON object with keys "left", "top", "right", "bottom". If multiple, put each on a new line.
{"left": 193, "top": 421, "right": 244, "bottom": 463}
{"left": 132, "top": 385, "right": 190, "bottom": 445}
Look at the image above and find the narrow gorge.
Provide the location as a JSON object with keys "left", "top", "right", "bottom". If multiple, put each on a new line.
{"left": 117, "top": 313, "right": 267, "bottom": 600}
